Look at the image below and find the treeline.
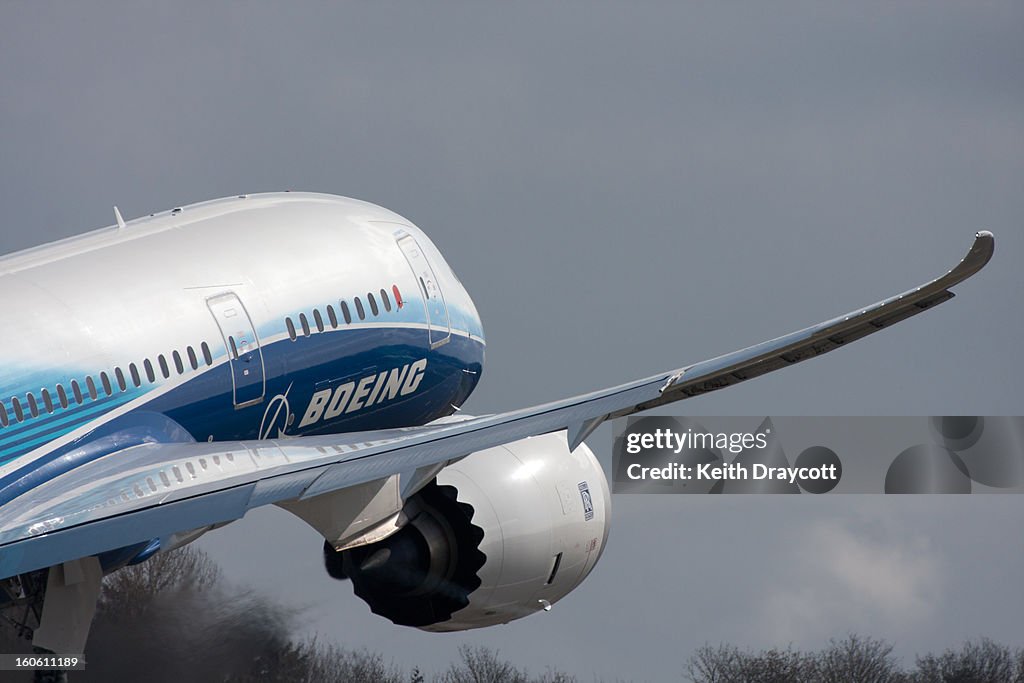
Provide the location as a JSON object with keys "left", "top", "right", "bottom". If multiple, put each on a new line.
{"left": 2, "top": 546, "right": 1019, "bottom": 682}
{"left": 78, "top": 547, "right": 577, "bottom": 683}
{"left": 686, "top": 636, "right": 1024, "bottom": 683}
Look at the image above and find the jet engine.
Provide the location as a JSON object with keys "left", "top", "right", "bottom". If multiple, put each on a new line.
{"left": 323, "top": 431, "right": 610, "bottom": 631}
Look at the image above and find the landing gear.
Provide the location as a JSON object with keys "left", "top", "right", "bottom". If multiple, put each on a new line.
{"left": 1, "top": 558, "right": 102, "bottom": 683}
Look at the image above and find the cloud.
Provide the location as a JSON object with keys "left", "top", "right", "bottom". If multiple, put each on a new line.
{"left": 756, "top": 517, "right": 944, "bottom": 643}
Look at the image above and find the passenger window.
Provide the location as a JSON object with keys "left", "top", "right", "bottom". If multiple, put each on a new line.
{"left": 56, "top": 384, "right": 69, "bottom": 409}
{"left": 41, "top": 388, "right": 54, "bottom": 413}
{"left": 326, "top": 305, "right": 338, "bottom": 328}
{"left": 86, "top": 376, "right": 98, "bottom": 400}
{"left": 12, "top": 397, "right": 24, "bottom": 422}
{"left": 299, "top": 313, "right": 311, "bottom": 337}
{"left": 144, "top": 359, "right": 156, "bottom": 383}
{"left": 173, "top": 350, "right": 185, "bottom": 374}
{"left": 286, "top": 317, "right": 297, "bottom": 341}
{"left": 380, "top": 288, "right": 392, "bottom": 312}
{"left": 201, "top": 342, "right": 213, "bottom": 365}
{"left": 367, "top": 293, "right": 379, "bottom": 316}
{"left": 129, "top": 363, "right": 141, "bottom": 387}
{"left": 115, "top": 368, "right": 127, "bottom": 392}
{"left": 27, "top": 393, "right": 39, "bottom": 418}
{"left": 340, "top": 301, "right": 352, "bottom": 324}
{"left": 100, "top": 372, "right": 112, "bottom": 396}
{"left": 392, "top": 284, "right": 403, "bottom": 308}
{"left": 0, "top": 403, "right": 8, "bottom": 428}
{"left": 228, "top": 336, "right": 239, "bottom": 360}
{"left": 71, "top": 379, "right": 84, "bottom": 404}
{"left": 313, "top": 309, "right": 325, "bottom": 333}
{"left": 158, "top": 355, "right": 170, "bottom": 379}
{"left": 187, "top": 347, "right": 199, "bottom": 370}
{"left": 354, "top": 297, "right": 365, "bottom": 320}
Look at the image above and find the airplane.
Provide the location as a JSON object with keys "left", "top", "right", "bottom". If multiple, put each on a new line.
{"left": 0, "top": 192, "right": 994, "bottom": 658}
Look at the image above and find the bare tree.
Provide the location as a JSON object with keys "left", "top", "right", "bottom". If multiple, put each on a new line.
{"left": 83, "top": 545, "right": 402, "bottom": 682}
{"left": 686, "top": 636, "right": 906, "bottom": 683}
{"left": 86, "top": 563, "right": 298, "bottom": 681}
{"left": 441, "top": 645, "right": 531, "bottom": 683}
{"left": 303, "top": 641, "right": 405, "bottom": 683}
{"left": 685, "top": 643, "right": 813, "bottom": 683}
{"left": 685, "top": 636, "right": 1024, "bottom": 683}
{"left": 685, "top": 644, "right": 744, "bottom": 683}
{"left": 95, "top": 544, "right": 221, "bottom": 619}
{"left": 439, "top": 645, "right": 578, "bottom": 683}
{"left": 816, "top": 635, "right": 906, "bottom": 683}
{"left": 912, "top": 638, "right": 1022, "bottom": 683}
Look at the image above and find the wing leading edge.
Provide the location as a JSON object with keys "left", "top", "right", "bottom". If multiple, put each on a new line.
{"left": 0, "top": 232, "right": 994, "bottom": 578}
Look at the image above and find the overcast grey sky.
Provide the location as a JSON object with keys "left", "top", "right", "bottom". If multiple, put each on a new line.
{"left": 1, "top": 3, "right": 1022, "bottom": 680}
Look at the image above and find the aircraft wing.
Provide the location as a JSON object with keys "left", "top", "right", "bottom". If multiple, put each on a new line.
{"left": 0, "top": 231, "right": 994, "bottom": 578}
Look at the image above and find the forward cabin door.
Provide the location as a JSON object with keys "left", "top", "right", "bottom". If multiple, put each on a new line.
{"left": 397, "top": 234, "right": 451, "bottom": 348}
{"left": 207, "top": 292, "right": 266, "bottom": 408}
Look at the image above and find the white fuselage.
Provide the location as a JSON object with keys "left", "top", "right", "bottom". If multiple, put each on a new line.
{"left": 0, "top": 193, "right": 486, "bottom": 501}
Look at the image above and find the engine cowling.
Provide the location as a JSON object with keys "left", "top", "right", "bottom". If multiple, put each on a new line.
{"left": 324, "top": 431, "right": 611, "bottom": 631}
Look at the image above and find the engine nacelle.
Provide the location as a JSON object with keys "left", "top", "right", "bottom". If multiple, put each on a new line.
{"left": 325, "top": 431, "right": 611, "bottom": 631}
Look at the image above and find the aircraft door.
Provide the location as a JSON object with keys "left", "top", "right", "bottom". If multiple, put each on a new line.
{"left": 206, "top": 292, "right": 266, "bottom": 408}
{"left": 397, "top": 234, "right": 451, "bottom": 348}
